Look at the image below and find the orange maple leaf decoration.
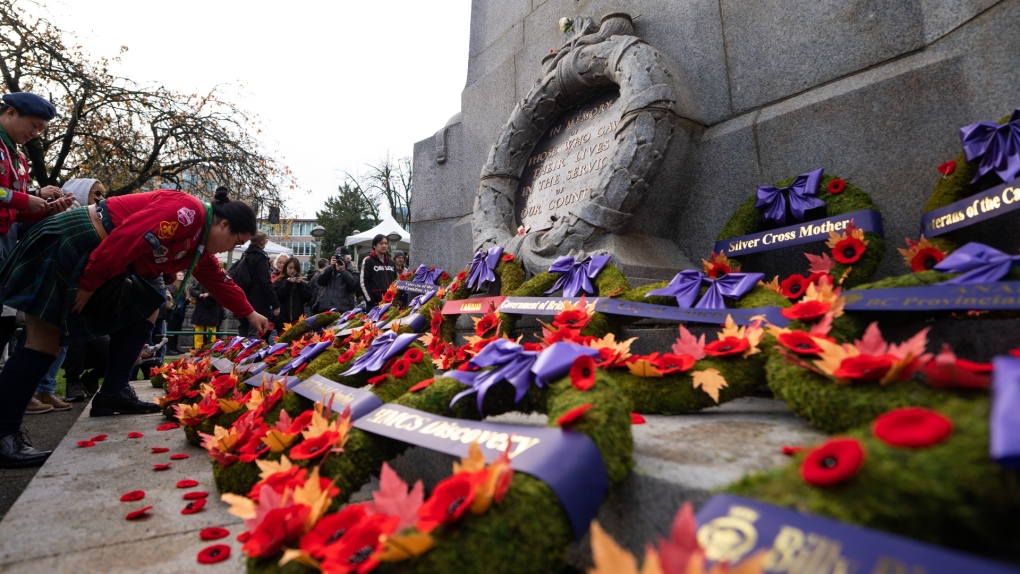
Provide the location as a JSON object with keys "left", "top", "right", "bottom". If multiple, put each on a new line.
{"left": 825, "top": 220, "right": 869, "bottom": 250}
{"left": 628, "top": 359, "right": 665, "bottom": 378}
{"left": 759, "top": 275, "right": 782, "bottom": 295}
{"left": 797, "top": 276, "right": 845, "bottom": 317}
{"left": 701, "top": 251, "right": 738, "bottom": 275}
{"left": 691, "top": 368, "right": 728, "bottom": 403}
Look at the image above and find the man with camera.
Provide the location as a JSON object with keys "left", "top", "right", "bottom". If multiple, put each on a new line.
{"left": 315, "top": 246, "right": 359, "bottom": 313}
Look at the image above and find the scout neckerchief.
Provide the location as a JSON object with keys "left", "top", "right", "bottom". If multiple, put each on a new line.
{"left": 0, "top": 124, "right": 23, "bottom": 191}
{"left": 173, "top": 201, "right": 214, "bottom": 308}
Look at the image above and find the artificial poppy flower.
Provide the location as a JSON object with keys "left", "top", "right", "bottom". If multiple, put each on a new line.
{"left": 778, "top": 331, "right": 824, "bottom": 355}
{"left": 416, "top": 472, "right": 483, "bottom": 532}
{"left": 552, "top": 308, "right": 590, "bottom": 331}
{"left": 409, "top": 378, "right": 435, "bottom": 393}
{"left": 910, "top": 247, "right": 945, "bottom": 272}
{"left": 295, "top": 362, "right": 309, "bottom": 375}
{"left": 872, "top": 407, "right": 953, "bottom": 448}
{"left": 651, "top": 353, "right": 696, "bottom": 374}
{"left": 827, "top": 178, "right": 846, "bottom": 194}
{"left": 337, "top": 350, "right": 355, "bottom": 364}
{"left": 90, "top": 434, "right": 108, "bottom": 442}
{"left": 200, "top": 527, "right": 230, "bottom": 541}
{"left": 779, "top": 274, "right": 809, "bottom": 299}
{"left": 244, "top": 505, "right": 312, "bottom": 558}
{"left": 127, "top": 432, "right": 144, "bottom": 438}
{"left": 120, "top": 490, "right": 145, "bottom": 502}
{"left": 832, "top": 354, "right": 895, "bottom": 382}
{"left": 917, "top": 356, "right": 992, "bottom": 390}
{"left": 197, "top": 544, "right": 231, "bottom": 564}
{"left": 704, "top": 336, "right": 750, "bottom": 357}
{"left": 832, "top": 236, "right": 866, "bottom": 264}
{"left": 382, "top": 290, "right": 395, "bottom": 303}
{"left": 781, "top": 446, "right": 805, "bottom": 456}
{"left": 77, "top": 440, "right": 95, "bottom": 448}
{"left": 404, "top": 347, "right": 424, "bottom": 364}
{"left": 630, "top": 413, "right": 646, "bottom": 425}
{"left": 390, "top": 358, "right": 411, "bottom": 379}
{"left": 448, "top": 281, "right": 460, "bottom": 292}
{"left": 300, "top": 504, "right": 368, "bottom": 558}
{"left": 440, "top": 272, "right": 450, "bottom": 282}
{"left": 430, "top": 312, "right": 443, "bottom": 332}
{"left": 153, "top": 463, "right": 172, "bottom": 471}
{"left": 705, "top": 262, "right": 731, "bottom": 279}
{"left": 177, "top": 479, "right": 200, "bottom": 489}
{"left": 125, "top": 506, "right": 153, "bottom": 520}
{"left": 319, "top": 514, "right": 400, "bottom": 574}
{"left": 800, "top": 438, "right": 865, "bottom": 487}
{"left": 781, "top": 300, "right": 832, "bottom": 321}
{"left": 367, "top": 373, "right": 389, "bottom": 385}
{"left": 938, "top": 160, "right": 956, "bottom": 176}
{"left": 456, "top": 270, "right": 468, "bottom": 282}
{"left": 184, "top": 491, "right": 209, "bottom": 500}
{"left": 556, "top": 403, "right": 594, "bottom": 426}
{"left": 170, "top": 453, "right": 190, "bottom": 460}
{"left": 181, "top": 498, "right": 207, "bottom": 515}
{"left": 237, "top": 531, "right": 251, "bottom": 543}
{"left": 157, "top": 422, "right": 180, "bottom": 431}
{"left": 290, "top": 431, "right": 340, "bottom": 461}
{"left": 151, "top": 447, "right": 169, "bottom": 453}
{"left": 502, "top": 253, "right": 515, "bottom": 262}
{"left": 569, "top": 356, "right": 597, "bottom": 391}
{"left": 475, "top": 314, "right": 499, "bottom": 336}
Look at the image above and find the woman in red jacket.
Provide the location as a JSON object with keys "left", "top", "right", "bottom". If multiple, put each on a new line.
{"left": 0, "top": 187, "right": 269, "bottom": 468}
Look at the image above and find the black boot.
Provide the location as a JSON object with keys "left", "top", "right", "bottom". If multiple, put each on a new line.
{"left": 0, "top": 430, "right": 51, "bottom": 469}
{"left": 65, "top": 380, "right": 87, "bottom": 402}
{"left": 90, "top": 318, "right": 160, "bottom": 417}
{"left": 90, "top": 385, "right": 161, "bottom": 416}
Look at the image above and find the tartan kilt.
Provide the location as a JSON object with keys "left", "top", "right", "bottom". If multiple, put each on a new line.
{"left": 0, "top": 208, "right": 164, "bottom": 344}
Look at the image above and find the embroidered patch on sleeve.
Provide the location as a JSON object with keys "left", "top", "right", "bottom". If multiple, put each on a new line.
{"left": 177, "top": 207, "right": 196, "bottom": 226}
{"left": 143, "top": 232, "right": 161, "bottom": 249}
{"left": 0, "top": 187, "right": 10, "bottom": 203}
{"left": 157, "top": 221, "right": 179, "bottom": 240}
{"left": 155, "top": 257, "right": 169, "bottom": 264}
{"left": 153, "top": 246, "right": 169, "bottom": 258}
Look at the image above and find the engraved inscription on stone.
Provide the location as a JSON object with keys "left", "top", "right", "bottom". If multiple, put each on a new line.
{"left": 514, "top": 90, "right": 623, "bottom": 230}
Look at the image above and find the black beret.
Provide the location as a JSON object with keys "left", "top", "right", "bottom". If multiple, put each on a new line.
{"left": 2, "top": 93, "right": 56, "bottom": 121}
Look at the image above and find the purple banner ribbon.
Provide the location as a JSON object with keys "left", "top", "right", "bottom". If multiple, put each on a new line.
{"left": 991, "top": 356, "right": 1020, "bottom": 469}
{"left": 934, "top": 242, "right": 1020, "bottom": 284}
{"left": 545, "top": 255, "right": 611, "bottom": 297}
{"left": 755, "top": 168, "right": 827, "bottom": 226}
{"left": 696, "top": 495, "right": 1017, "bottom": 573}
{"left": 646, "top": 270, "right": 764, "bottom": 309}
{"left": 340, "top": 331, "right": 419, "bottom": 376}
{"left": 495, "top": 296, "right": 789, "bottom": 327}
{"left": 395, "top": 280, "right": 439, "bottom": 295}
{"left": 466, "top": 246, "right": 504, "bottom": 291}
{"left": 713, "top": 209, "right": 883, "bottom": 258}
{"left": 249, "top": 342, "right": 288, "bottom": 363}
{"left": 237, "top": 362, "right": 267, "bottom": 377}
{"left": 291, "top": 374, "right": 384, "bottom": 420}
{"left": 366, "top": 302, "right": 392, "bottom": 324}
{"left": 412, "top": 264, "right": 445, "bottom": 285}
{"left": 961, "top": 108, "right": 1020, "bottom": 184}
{"left": 278, "top": 341, "right": 333, "bottom": 375}
{"left": 409, "top": 290, "right": 435, "bottom": 314}
{"left": 353, "top": 404, "right": 608, "bottom": 538}
{"left": 842, "top": 281, "right": 1020, "bottom": 311}
{"left": 920, "top": 176, "right": 1020, "bottom": 238}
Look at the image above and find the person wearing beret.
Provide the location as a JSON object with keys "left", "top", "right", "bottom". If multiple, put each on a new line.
{"left": 0, "top": 187, "right": 270, "bottom": 468}
{"left": 0, "top": 92, "right": 74, "bottom": 237}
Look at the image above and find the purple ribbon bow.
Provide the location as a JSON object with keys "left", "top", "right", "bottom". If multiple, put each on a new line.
{"left": 412, "top": 264, "right": 445, "bottom": 285}
{"left": 366, "top": 302, "right": 392, "bottom": 324}
{"left": 409, "top": 290, "right": 435, "bottom": 314}
{"left": 280, "top": 341, "right": 332, "bottom": 375}
{"left": 340, "top": 331, "right": 419, "bottom": 376}
{"left": 646, "top": 269, "right": 764, "bottom": 309}
{"left": 466, "top": 246, "right": 504, "bottom": 291}
{"left": 991, "top": 355, "right": 1020, "bottom": 469}
{"left": 449, "top": 341, "right": 599, "bottom": 414}
{"left": 755, "top": 168, "right": 827, "bottom": 226}
{"left": 545, "top": 255, "right": 612, "bottom": 297}
{"left": 934, "top": 242, "right": 1020, "bottom": 284}
{"left": 960, "top": 108, "right": 1020, "bottom": 184}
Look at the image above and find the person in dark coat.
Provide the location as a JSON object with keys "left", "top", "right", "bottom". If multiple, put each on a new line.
{"left": 318, "top": 247, "right": 360, "bottom": 313}
{"left": 188, "top": 279, "right": 224, "bottom": 348}
{"left": 233, "top": 230, "right": 280, "bottom": 338}
{"left": 273, "top": 256, "right": 312, "bottom": 324}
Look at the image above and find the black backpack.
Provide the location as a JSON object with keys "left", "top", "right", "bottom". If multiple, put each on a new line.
{"left": 228, "top": 253, "right": 254, "bottom": 289}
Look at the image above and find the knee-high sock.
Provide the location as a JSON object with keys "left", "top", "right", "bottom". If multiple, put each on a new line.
{"left": 0, "top": 348, "right": 57, "bottom": 436}
{"left": 100, "top": 318, "right": 155, "bottom": 396}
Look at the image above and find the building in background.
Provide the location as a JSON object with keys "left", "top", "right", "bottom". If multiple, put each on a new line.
{"left": 263, "top": 218, "right": 318, "bottom": 272}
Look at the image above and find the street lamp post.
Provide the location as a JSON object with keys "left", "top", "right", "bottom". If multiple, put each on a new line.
{"left": 310, "top": 225, "right": 326, "bottom": 263}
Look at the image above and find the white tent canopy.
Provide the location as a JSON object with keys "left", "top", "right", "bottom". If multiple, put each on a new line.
{"left": 215, "top": 239, "right": 293, "bottom": 263}
{"left": 344, "top": 212, "right": 410, "bottom": 261}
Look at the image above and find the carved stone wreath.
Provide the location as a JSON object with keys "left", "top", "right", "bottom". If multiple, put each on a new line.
{"left": 472, "top": 13, "right": 681, "bottom": 275}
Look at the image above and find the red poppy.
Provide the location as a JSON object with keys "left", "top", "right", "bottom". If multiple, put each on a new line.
{"left": 367, "top": 373, "right": 389, "bottom": 385}
{"left": 778, "top": 331, "right": 824, "bottom": 355}
{"left": 553, "top": 308, "right": 590, "bottom": 331}
{"left": 90, "top": 434, "right": 108, "bottom": 442}
{"left": 170, "top": 453, "right": 190, "bottom": 460}
{"left": 440, "top": 272, "right": 450, "bottom": 282}
{"left": 832, "top": 354, "right": 895, "bottom": 382}
{"left": 705, "top": 263, "right": 731, "bottom": 279}
{"left": 800, "top": 438, "right": 865, "bottom": 486}
{"left": 630, "top": 412, "right": 646, "bottom": 425}
{"left": 153, "top": 463, "right": 172, "bottom": 471}
{"left": 651, "top": 353, "right": 696, "bottom": 374}
{"left": 200, "top": 527, "right": 230, "bottom": 541}
{"left": 556, "top": 403, "right": 594, "bottom": 426}
{"left": 295, "top": 362, "right": 309, "bottom": 375}
{"left": 337, "top": 350, "right": 355, "bottom": 364}
{"left": 290, "top": 431, "right": 340, "bottom": 461}
{"left": 237, "top": 531, "right": 251, "bottom": 543}
{"left": 409, "top": 378, "right": 435, "bottom": 393}
{"left": 319, "top": 514, "right": 400, "bottom": 574}
{"left": 832, "top": 236, "right": 866, "bottom": 264}
{"left": 456, "top": 270, "right": 468, "bottom": 282}
{"left": 77, "top": 440, "right": 95, "bottom": 448}
{"left": 910, "top": 247, "right": 945, "bottom": 272}
{"left": 120, "top": 490, "right": 145, "bottom": 502}
{"left": 390, "top": 358, "right": 411, "bottom": 378}
{"left": 781, "top": 446, "right": 805, "bottom": 456}
{"left": 430, "top": 312, "right": 443, "bottom": 332}
{"left": 704, "top": 336, "right": 750, "bottom": 357}
{"left": 382, "top": 290, "right": 395, "bottom": 303}
{"left": 125, "top": 506, "right": 154, "bottom": 520}
{"left": 569, "top": 355, "right": 597, "bottom": 391}
{"left": 300, "top": 504, "right": 368, "bottom": 558}
{"left": 404, "top": 347, "right": 424, "bottom": 364}
{"left": 917, "top": 356, "right": 992, "bottom": 390}
{"left": 781, "top": 300, "right": 832, "bottom": 321}
{"left": 502, "top": 253, "right": 516, "bottom": 262}
{"left": 449, "top": 281, "right": 460, "bottom": 292}
{"left": 872, "top": 407, "right": 953, "bottom": 448}
{"left": 197, "top": 544, "right": 231, "bottom": 564}
{"left": 127, "top": 432, "right": 144, "bottom": 438}
{"left": 779, "top": 274, "right": 809, "bottom": 299}
{"left": 416, "top": 471, "right": 484, "bottom": 532}
{"left": 157, "top": 422, "right": 180, "bottom": 431}
{"left": 177, "top": 479, "right": 200, "bottom": 489}
{"left": 938, "top": 160, "right": 956, "bottom": 176}
{"left": 184, "top": 491, "right": 209, "bottom": 500}
{"left": 475, "top": 314, "right": 499, "bottom": 336}
{"left": 827, "top": 178, "right": 846, "bottom": 194}
{"left": 181, "top": 498, "right": 207, "bottom": 515}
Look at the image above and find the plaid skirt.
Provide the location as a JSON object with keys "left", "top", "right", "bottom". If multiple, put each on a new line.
{"left": 0, "top": 207, "right": 164, "bottom": 344}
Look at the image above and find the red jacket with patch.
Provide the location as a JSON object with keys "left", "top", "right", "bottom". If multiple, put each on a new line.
{"left": 0, "top": 145, "right": 47, "bottom": 236}
{"left": 79, "top": 190, "right": 255, "bottom": 319}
